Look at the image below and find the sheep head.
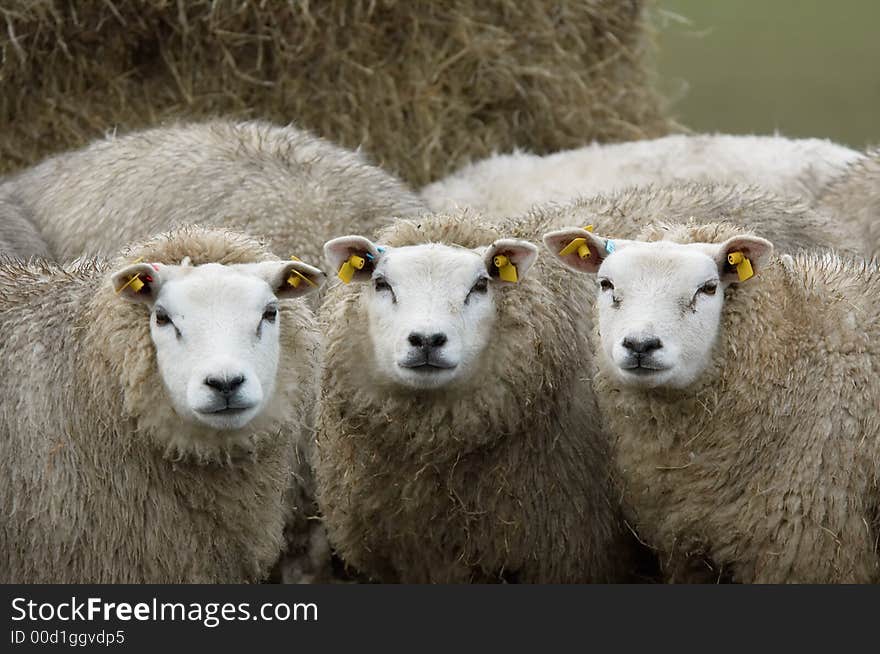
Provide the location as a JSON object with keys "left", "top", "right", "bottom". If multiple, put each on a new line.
{"left": 543, "top": 226, "right": 772, "bottom": 390}
{"left": 324, "top": 234, "right": 538, "bottom": 391}
{"left": 111, "top": 258, "right": 324, "bottom": 430}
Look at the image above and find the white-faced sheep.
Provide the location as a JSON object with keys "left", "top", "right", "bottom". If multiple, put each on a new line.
{"left": 314, "top": 214, "right": 632, "bottom": 583}
{"left": 0, "top": 226, "right": 329, "bottom": 583}
{"left": 542, "top": 221, "right": 880, "bottom": 583}
{"left": 0, "top": 119, "right": 425, "bottom": 264}
{"left": 0, "top": 195, "right": 50, "bottom": 259}
{"left": 815, "top": 148, "right": 880, "bottom": 261}
{"left": 422, "top": 134, "right": 863, "bottom": 218}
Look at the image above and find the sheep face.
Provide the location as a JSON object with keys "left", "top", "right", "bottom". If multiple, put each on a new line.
{"left": 112, "top": 259, "right": 324, "bottom": 430}
{"left": 325, "top": 236, "right": 538, "bottom": 391}
{"left": 543, "top": 227, "right": 772, "bottom": 389}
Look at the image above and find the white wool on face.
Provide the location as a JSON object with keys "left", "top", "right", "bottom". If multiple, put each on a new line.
{"left": 595, "top": 241, "right": 727, "bottom": 390}
{"left": 422, "top": 134, "right": 864, "bottom": 217}
{"left": 363, "top": 244, "right": 498, "bottom": 391}
{"left": 140, "top": 262, "right": 287, "bottom": 431}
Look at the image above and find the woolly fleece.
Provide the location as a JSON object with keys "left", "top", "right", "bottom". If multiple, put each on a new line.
{"left": 2, "top": 120, "right": 424, "bottom": 264}
{"left": 0, "top": 227, "right": 323, "bottom": 583}
{"left": 816, "top": 149, "right": 880, "bottom": 261}
{"left": 314, "top": 213, "right": 628, "bottom": 583}
{"left": 592, "top": 222, "right": 880, "bottom": 583}
{"left": 421, "top": 134, "right": 863, "bottom": 218}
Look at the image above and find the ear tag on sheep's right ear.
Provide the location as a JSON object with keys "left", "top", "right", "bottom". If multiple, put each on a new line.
{"left": 116, "top": 257, "right": 149, "bottom": 294}
{"left": 558, "top": 238, "right": 589, "bottom": 259}
{"left": 287, "top": 256, "right": 317, "bottom": 289}
{"left": 727, "top": 252, "right": 754, "bottom": 282}
{"left": 558, "top": 225, "right": 595, "bottom": 260}
{"left": 493, "top": 254, "right": 518, "bottom": 283}
{"left": 338, "top": 254, "right": 366, "bottom": 284}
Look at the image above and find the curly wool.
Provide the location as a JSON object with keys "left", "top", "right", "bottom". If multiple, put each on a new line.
{"left": 0, "top": 226, "right": 323, "bottom": 583}
{"left": 517, "top": 182, "right": 865, "bottom": 255}
{"left": 2, "top": 119, "right": 424, "bottom": 264}
{"left": 421, "top": 134, "right": 863, "bottom": 218}
{"left": 816, "top": 149, "right": 880, "bottom": 261}
{"left": 591, "top": 222, "right": 880, "bottom": 583}
{"left": 0, "top": 195, "right": 49, "bottom": 259}
{"left": 314, "top": 214, "right": 628, "bottom": 583}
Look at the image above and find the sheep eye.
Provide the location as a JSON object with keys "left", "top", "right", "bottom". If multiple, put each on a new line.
{"left": 374, "top": 276, "right": 391, "bottom": 293}
{"left": 262, "top": 306, "right": 278, "bottom": 323}
{"left": 154, "top": 308, "right": 172, "bottom": 327}
{"left": 698, "top": 282, "right": 718, "bottom": 296}
{"left": 470, "top": 277, "right": 489, "bottom": 294}
{"left": 599, "top": 279, "right": 614, "bottom": 292}
{"left": 373, "top": 277, "right": 397, "bottom": 303}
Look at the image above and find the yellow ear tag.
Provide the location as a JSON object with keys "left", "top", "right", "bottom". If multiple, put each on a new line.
{"left": 558, "top": 225, "right": 595, "bottom": 259}
{"left": 493, "top": 254, "right": 518, "bottom": 283}
{"left": 727, "top": 251, "right": 754, "bottom": 282}
{"left": 558, "top": 237, "right": 587, "bottom": 257}
{"left": 338, "top": 254, "right": 366, "bottom": 284}
{"left": 117, "top": 275, "right": 144, "bottom": 293}
{"left": 115, "top": 257, "right": 146, "bottom": 294}
{"left": 287, "top": 256, "right": 317, "bottom": 288}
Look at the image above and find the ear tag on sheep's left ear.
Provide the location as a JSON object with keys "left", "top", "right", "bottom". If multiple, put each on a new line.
{"left": 493, "top": 254, "right": 518, "bottom": 283}
{"left": 287, "top": 256, "right": 317, "bottom": 289}
{"left": 338, "top": 254, "right": 366, "bottom": 284}
{"left": 727, "top": 252, "right": 754, "bottom": 282}
{"left": 605, "top": 240, "right": 616, "bottom": 254}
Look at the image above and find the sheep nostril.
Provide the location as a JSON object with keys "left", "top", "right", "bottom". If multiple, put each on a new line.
{"left": 205, "top": 375, "right": 246, "bottom": 395}
{"left": 408, "top": 332, "right": 426, "bottom": 348}
{"left": 428, "top": 332, "right": 447, "bottom": 348}
{"left": 622, "top": 336, "right": 663, "bottom": 355}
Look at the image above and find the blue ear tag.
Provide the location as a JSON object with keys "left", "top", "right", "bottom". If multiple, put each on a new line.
{"left": 376, "top": 246, "right": 386, "bottom": 253}
{"left": 364, "top": 252, "right": 375, "bottom": 261}
{"left": 605, "top": 240, "right": 616, "bottom": 254}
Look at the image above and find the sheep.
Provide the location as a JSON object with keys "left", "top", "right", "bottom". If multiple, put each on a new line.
{"left": 513, "top": 182, "right": 864, "bottom": 256}
{"left": 421, "top": 134, "right": 864, "bottom": 218}
{"left": 815, "top": 148, "right": 880, "bottom": 261}
{"left": 0, "top": 119, "right": 425, "bottom": 264}
{"left": 541, "top": 220, "right": 880, "bottom": 583}
{"left": 0, "top": 195, "right": 50, "bottom": 259}
{"left": 0, "top": 226, "right": 330, "bottom": 583}
{"left": 313, "top": 213, "right": 632, "bottom": 583}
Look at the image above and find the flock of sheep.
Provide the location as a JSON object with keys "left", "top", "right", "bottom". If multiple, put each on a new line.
{"left": 1, "top": 118, "right": 878, "bottom": 583}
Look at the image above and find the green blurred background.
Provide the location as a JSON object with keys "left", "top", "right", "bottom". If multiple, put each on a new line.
{"left": 657, "top": 0, "right": 879, "bottom": 149}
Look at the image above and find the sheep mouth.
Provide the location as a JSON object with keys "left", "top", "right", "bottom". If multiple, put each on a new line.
{"left": 398, "top": 356, "right": 457, "bottom": 371}
{"left": 619, "top": 361, "right": 669, "bottom": 375}
{"left": 197, "top": 404, "right": 256, "bottom": 416}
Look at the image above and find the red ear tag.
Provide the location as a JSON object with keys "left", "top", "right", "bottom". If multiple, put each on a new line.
{"left": 151, "top": 264, "right": 160, "bottom": 271}
{"left": 144, "top": 275, "right": 153, "bottom": 283}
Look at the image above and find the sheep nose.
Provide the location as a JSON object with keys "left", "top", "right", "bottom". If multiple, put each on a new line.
{"left": 622, "top": 336, "right": 663, "bottom": 354}
{"left": 408, "top": 332, "right": 448, "bottom": 349}
{"left": 204, "top": 374, "right": 246, "bottom": 396}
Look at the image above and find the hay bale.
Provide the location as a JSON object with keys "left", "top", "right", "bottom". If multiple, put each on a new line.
{"left": 0, "top": 0, "right": 672, "bottom": 186}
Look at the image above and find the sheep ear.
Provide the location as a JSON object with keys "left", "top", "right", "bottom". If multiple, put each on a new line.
{"left": 111, "top": 263, "right": 164, "bottom": 304}
{"left": 542, "top": 227, "right": 611, "bottom": 274}
{"left": 483, "top": 239, "right": 539, "bottom": 284}
{"left": 255, "top": 260, "right": 326, "bottom": 299}
{"left": 323, "top": 235, "right": 384, "bottom": 284}
{"left": 715, "top": 236, "right": 774, "bottom": 284}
